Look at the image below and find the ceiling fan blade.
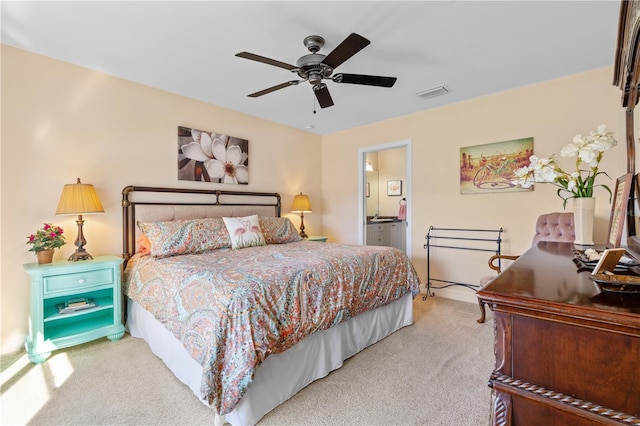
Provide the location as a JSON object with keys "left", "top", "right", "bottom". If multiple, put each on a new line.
{"left": 321, "top": 33, "right": 370, "bottom": 69}
{"left": 235, "top": 52, "right": 297, "bottom": 71}
{"left": 313, "top": 84, "right": 334, "bottom": 108}
{"left": 248, "top": 80, "right": 301, "bottom": 98}
{"left": 333, "top": 73, "right": 397, "bottom": 87}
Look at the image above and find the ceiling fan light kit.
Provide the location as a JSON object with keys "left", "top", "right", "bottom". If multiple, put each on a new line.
{"left": 236, "top": 33, "right": 397, "bottom": 109}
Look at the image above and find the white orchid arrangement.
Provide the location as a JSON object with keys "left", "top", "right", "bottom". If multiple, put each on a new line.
{"left": 512, "top": 125, "right": 617, "bottom": 208}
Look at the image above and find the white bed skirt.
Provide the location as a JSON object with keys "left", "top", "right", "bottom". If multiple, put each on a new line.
{"left": 127, "top": 293, "right": 413, "bottom": 425}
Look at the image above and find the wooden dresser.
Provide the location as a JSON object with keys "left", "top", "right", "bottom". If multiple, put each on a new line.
{"left": 477, "top": 241, "right": 640, "bottom": 425}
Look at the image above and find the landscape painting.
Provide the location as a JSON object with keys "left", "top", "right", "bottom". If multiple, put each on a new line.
{"left": 460, "top": 137, "right": 533, "bottom": 194}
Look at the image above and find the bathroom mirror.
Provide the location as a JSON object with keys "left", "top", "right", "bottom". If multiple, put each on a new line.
{"left": 366, "top": 170, "right": 379, "bottom": 217}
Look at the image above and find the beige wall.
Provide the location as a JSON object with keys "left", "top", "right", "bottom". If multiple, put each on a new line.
{"left": 322, "top": 66, "right": 630, "bottom": 301}
{"left": 0, "top": 45, "right": 322, "bottom": 353}
{"left": 1, "top": 44, "right": 633, "bottom": 354}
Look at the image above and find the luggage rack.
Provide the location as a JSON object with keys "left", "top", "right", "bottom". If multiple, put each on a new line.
{"left": 423, "top": 226, "right": 503, "bottom": 300}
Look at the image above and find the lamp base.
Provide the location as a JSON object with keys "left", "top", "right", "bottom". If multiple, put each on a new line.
{"left": 68, "top": 248, "right": 93, "bottom": 262}
{"left": 68, "top": 215, "right": 93, "bottom": 261}
{"left": 299, "top": 213, "right": 308, "bottom": 238}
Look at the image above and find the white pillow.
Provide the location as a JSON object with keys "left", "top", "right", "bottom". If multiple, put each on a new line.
{"left": 222, "top": 215, "right": 266, "bottom": 249}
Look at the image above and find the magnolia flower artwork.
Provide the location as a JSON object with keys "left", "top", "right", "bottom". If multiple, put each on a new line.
{"left": 178, "top": 126, "right": 249, "bottom": 184}
{"left": 512, "top": 125, "right": 617, "bottom": 208}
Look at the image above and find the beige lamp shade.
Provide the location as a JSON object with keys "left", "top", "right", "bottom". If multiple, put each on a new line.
{"left": 55, "top": 178, "right": 105, "bottom": 215}
{"left": 291, "top": 193, "right": 312, "bottom": 213}
{"left": 291, "top": 192, "right": 311, "bottom": 238}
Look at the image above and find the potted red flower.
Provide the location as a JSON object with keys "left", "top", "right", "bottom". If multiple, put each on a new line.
{"left": 26, "top": 223, "right": 66, "bottom": 264}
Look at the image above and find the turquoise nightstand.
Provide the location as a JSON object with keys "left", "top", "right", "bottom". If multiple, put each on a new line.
{"left": 307, "top": 236, "right": 328, "bottom": 242}
{"left": 23, "top": 255, "right": 125, "bottom": 364}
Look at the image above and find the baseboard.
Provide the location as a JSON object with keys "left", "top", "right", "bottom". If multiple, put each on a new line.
{"left": 1, "top": 334, "right": 25, "bottom": 356}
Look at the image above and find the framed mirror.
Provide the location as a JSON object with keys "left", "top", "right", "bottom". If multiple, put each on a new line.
{"left": 365, "top": 153, "right": 379, "bottom": 218}
{"left": 613, "top": 1, "right": 640, "bottom": 256}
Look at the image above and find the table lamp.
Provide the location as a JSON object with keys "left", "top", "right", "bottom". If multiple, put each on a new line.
{"left": 291, "top": 192, "right": 312, "bottom": 238}
{"left": 56, "top": 178, "right": 105, "bottom": 261}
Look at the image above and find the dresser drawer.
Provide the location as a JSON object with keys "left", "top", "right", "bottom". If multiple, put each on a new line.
{"left": 43, "top": 268, "right": 114, "bottom": 295}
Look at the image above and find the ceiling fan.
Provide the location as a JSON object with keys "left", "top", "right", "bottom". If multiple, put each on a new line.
{"left": 235, "top": 33, "right": 397, "bottom": 109}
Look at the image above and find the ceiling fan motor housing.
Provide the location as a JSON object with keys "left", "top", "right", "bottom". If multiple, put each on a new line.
{"left": 296, "top": 53, "right": 333, "bottom": 85}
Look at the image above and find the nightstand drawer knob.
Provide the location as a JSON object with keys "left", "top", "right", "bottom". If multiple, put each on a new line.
{"left": 78, "top": 278, "right": 86, "bottom": 284}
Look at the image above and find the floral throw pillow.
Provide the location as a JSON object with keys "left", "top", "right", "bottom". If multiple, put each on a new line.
{"left": 138, "top": 218, "right": 231, "bottom": 258}
{"left": 222, "top": 215, "right": 266, "bottom": 249}
{"left": 259, "top": 216, "right": 303, "bottom": 244}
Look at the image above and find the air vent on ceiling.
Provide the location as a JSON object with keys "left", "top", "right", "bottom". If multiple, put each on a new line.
{"left": 416, "top": 85, "right": 450, "bottom": 100}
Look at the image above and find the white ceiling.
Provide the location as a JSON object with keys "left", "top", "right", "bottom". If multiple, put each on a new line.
{"left": 1, "top": 1, "right": 621, "bottom": 135}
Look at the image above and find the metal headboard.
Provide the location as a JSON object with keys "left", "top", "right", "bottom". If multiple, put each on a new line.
{"left": 121, "top": 185, "right": 281, "bottom": 262}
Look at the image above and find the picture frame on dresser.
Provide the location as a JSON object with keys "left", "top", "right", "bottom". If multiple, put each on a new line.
{"left": 606, "top": 173, "right": 633, "bottom": 248}
{"left": 627, "top": 173, "right": 640, "bottom": 254}
{"left": 631, "top": 173, "right": 640, "bottom": 235}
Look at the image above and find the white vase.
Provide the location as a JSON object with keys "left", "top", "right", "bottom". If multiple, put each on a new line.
{"left": 573, "top": 197, "right": 595, "bottom": 247}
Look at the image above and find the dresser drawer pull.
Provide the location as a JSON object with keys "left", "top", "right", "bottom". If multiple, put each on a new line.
{"left": 78, "top": 278, "right": 86, "bottom": 284}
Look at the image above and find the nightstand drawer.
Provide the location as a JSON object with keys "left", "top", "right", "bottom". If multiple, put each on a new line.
{"left": 44, "top": 268, "right": 114, "bottom": 295}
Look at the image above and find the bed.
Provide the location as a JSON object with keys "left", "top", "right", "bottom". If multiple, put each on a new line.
{"left": 121, "top": 186, "right": 420, "bottom": 425}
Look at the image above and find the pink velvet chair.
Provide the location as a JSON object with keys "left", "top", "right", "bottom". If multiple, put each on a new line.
{"left": 477, "top": 212, "right": 575, "bottom": 323}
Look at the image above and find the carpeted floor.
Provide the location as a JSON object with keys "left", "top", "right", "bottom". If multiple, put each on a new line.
{"left": 1, "top": 295, "right": 493, "bottom": 425}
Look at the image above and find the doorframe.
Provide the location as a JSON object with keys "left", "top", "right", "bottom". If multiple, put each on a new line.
{"left": 358, "top": 139, "right": 412, "bottom": 258}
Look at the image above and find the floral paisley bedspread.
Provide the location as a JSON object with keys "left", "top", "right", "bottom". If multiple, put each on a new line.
{"left": 123, "top": 240, "right": 420, "bottom": 415}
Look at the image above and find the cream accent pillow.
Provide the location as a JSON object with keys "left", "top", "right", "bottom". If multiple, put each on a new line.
{"left": 222, "top": 215, "right": 266, "bottom": 249}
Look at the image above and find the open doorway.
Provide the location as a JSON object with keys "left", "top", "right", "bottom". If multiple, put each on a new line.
{"left": 358, "top": 139, "right": 412, "bottom": 258}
